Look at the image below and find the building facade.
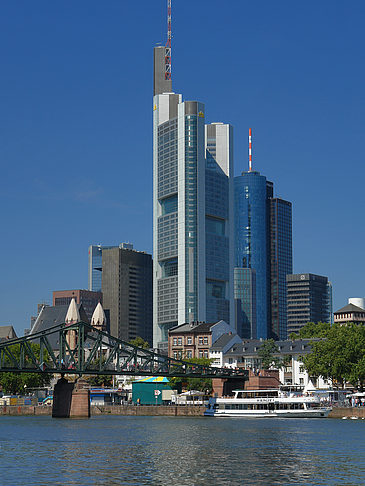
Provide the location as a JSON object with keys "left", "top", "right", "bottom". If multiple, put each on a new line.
{"left": 333, "top": 303, "right": 365, "bottom": 325}
{"left": 286, "top": 273, "right": 331, "bottom": 335}
{"left": 53, "top": 289, "right": 102, "bottom": 322}
{"left": 153, "top": 47, "right": 234, "bottom": 349}
{"left": 88, "top": 243, "right": 133, "bottom": 292}
{"left": 269, "top": 198, "right": 292, "bottom": 340}
{"left": 234, "top": 169, "right": 292, "bottom": 340}
{"left": 168, "top": 320, "right": 235, "bottom": 360}
{"left": 102, "top": 246, "right": 153, "bottom": 344}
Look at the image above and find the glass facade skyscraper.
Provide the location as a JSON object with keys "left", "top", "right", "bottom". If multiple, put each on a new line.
{"left": 153, "top": 48, "right": 234, "bottom": 349}
{"left": 234, "top": 171, "right": 270, "bottom": 339}
{"left": 234, "top": 171, "right": 292, "bottom": 340}
{"left": 269, "top": 198, "right": 293, "bottom": 340}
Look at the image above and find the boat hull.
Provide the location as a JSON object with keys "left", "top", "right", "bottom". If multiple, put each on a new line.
{"left": 204, "top": 408, "right": 331, "bottom": 418}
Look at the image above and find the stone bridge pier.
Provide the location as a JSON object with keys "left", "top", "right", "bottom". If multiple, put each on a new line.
{"left": 52, "top": 376, "right": 90, "bottom": 418}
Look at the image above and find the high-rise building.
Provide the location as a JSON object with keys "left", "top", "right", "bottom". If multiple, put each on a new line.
{"left": 234, "top": 133, "right": 292, "bottom": 340}
{"left": 53, "top": 289, "right": 102, "bottom": 322}
{"left": 153, "top": 45, "right": 234, "bottom": 349}
{"left": 234, "top": 170, "right": 272, "bottom": 339}
{"left": 88, "top": 243, "right": 133, "bottom": 291}
{"left": 269, "top": 198, "right": 293, "bottom": 340}
{"left": 102, "top": 246, "right": 153, "bottom": 345}
{"left": 286, "top": 273, "right": 331, "bottom": 335}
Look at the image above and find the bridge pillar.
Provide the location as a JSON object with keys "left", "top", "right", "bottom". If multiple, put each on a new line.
{"left": 52, "top": 376, "right": 90, "bottom": 418}
{"left": 212, "top": 377, "right": 247, "bottom": 397}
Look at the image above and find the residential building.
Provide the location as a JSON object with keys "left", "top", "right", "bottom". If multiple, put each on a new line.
{"left": 88, "top": 243, "right": 133, "bottom": 292}
{"left": 168, "top": 320, "right": 235, "bottom": 360}
{"left": 53, "top": 289, "right": 102, "bottom": 322}
{"left": 210, "top": 338, "right": 330, "bottom": 389}
{"left": 333, "top": 303, "right": 365, "bottom": 325}
{"left": 102, "top": 246, "right": 152, "bottom": 344}
{"left": 153, "top": 46, "right": 234, "bottom": 349}
{"left": 286, "top": 273, "right": 331, "bottom": 335}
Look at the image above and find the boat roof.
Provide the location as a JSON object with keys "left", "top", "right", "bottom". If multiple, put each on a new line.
{"left": 232, "top": 389, "right": 280, "bottom": 393}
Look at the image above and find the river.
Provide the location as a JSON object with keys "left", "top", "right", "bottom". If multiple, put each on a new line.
{"left": 0, "top": 416, "right": 364, "bottom": 485}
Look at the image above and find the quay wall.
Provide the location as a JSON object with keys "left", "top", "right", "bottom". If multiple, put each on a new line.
{"left": 0, "top": 405, "right": 364, "bottom": 418}
{"left": 328, "top": 407, "right": 365, "bottom": 419}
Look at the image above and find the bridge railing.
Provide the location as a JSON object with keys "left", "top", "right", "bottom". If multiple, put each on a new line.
{"left": 0, "top": 321, "right": 248, "bottom": 380}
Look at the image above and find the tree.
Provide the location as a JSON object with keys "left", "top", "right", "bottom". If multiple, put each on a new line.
{"left": 169, "top": 358, "right": 214, "bottom": 393}
{"left": 0, "top": 343, "right": 51, "bottom": 395}
{"left": 302, "top": 323, "right": 365, "bottom": 388}
{"left": 289, "top": 321, "right": 331, "bottom": 340}
{"left": 129, "top": 337, "right": 150, "bottom": 349}
{"left": 258, "top": 339, "right": 281, "bottom": 369}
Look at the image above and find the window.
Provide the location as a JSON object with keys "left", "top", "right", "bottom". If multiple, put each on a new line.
{"left": 187, "top": 350, "right": 193, "bottom": 358}
{"left": 178, "top": 337, "right": 182, "bottom": 345}
{"left": 203, "top": 337, "right": 208, "bottom": 345}
{"left": 204, "top": 350, "right": 208, "bottom": 358}
{"left": 199, "top": 337, "right": 203, "bottom": 345}
{"left": 173, "top": 352, "right": 178, "bottom": 359}
{"left": 187, "top": 337, "right": 192, "bottom": 345}
{"left": 199, "top": 351, "right": 203, "bottom": 358}
{"left": 173, "top": 338, "right": 177, "bottom": 346}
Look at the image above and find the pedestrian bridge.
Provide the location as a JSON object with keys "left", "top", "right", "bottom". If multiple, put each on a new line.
{"left": 0, "top": 321, "right": 248, "bottom": 380}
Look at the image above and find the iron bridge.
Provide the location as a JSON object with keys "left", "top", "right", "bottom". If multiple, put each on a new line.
{"left": 0, "top": 321, "right": 248, "bottom": 380}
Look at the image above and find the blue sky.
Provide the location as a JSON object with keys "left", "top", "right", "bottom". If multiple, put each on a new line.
{"left": 1, "top": 0, "right": 364, "bottom": 335}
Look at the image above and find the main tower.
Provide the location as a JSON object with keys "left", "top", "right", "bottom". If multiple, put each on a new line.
{"left": 153, "top": 2, "right": 234, "bottom": 350}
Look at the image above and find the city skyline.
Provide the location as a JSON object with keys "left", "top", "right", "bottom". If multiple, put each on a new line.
{"left": 1, "top": 0, "right": 365, "bottom": 335}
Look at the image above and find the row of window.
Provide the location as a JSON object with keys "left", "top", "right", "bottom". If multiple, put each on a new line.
{"left": 172, "top": 336, "right": 209, "bottom": 346}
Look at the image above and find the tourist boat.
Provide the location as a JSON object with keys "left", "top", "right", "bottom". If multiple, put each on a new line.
{"left": 204, "top": 389, "right": 331, "bottom": 418}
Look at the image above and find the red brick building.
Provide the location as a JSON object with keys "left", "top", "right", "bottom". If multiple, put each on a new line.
{"left": 53, "top": 289, "right": 102, "bottom": 322}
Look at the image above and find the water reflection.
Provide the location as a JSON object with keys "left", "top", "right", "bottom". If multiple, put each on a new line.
{"left": 0, "top": 416, "right": 364, "bottom": 485}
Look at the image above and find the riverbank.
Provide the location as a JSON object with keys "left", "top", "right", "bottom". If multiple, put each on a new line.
{"left": 1, "top": 404, "right": 364, "bottom": 418}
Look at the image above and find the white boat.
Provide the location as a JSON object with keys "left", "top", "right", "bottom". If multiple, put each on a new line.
{"left": 205, "top": 389, "right": 331, "bottom": 418}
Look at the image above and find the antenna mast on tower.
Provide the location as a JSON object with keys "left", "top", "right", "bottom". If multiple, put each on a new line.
{"left": 165, "top": 0, "right": 172, "bottom": 80}
{"left": 249, "top": 128, "right": 253, "bottom": 171}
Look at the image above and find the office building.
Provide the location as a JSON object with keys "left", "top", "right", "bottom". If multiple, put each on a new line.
{"left": 53, "top": 289, "right": 102, "bottom": 322}
{"left": 286, "top": 273, "right": 331, "bottom": 334}
{"left": 102, "top": 246, "right": 152, "bottom": 344}
{"left": 234, "top": 146, "right": 292, "bottom": 340}
{"left": 153, "top": 47, "right": 234, "bottom": 348}
{"left": 88, "top": 243, "right": 133, "bottom": 292}
{"left": 234, "top": 170, "right": 272, "bottom": 339}
{"left": 269, "top": 198, "right": 293, "bottom": 339}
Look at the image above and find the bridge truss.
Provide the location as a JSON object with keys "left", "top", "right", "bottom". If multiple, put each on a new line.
{"left": 0, "top": 322, "right": 248, "bottom": 380}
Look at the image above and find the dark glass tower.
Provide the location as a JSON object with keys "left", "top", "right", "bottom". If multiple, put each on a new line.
{"left": 234, "top": 171, "right": 292, "bottom": 340}
{"left": 269, "top": 198, "right": 293, "bottom": 339}
{"left": 234, "top": 171, "right": 270, "bottom": 339}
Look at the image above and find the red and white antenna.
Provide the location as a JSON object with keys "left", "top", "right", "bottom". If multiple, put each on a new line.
{"left": 249, "top": 128, "right": 252, "bottom": 171}
{"left": 165, "top": 0, "right": 172, "bottom": 80}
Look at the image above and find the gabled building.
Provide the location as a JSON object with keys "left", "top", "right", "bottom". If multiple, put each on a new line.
{"left": 0, "top": 325, "right": 17, "bottom": 342}
{"left": 168, "top": 320, "right": 235, "bottom": 360}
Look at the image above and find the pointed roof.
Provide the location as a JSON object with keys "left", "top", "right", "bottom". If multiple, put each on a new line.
{"left": 334, "top": 303, "right": 365, "bottom": 314}
{"left": 91, "top": 302, "right": 106, "bottom": 328}
{"left": 65, "top": 298, "right": 80, "bottom": 324}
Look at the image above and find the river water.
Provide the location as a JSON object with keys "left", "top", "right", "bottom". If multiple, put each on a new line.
{"left": 0, "top": 416, "right": 364, "bottom": 485}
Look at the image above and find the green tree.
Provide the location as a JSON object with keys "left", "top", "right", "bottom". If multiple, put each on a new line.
{"left": 289, "top": 321, "right": 331, "bottom": 340}
{"left": 169, "top": 358, "right": 214, "bottom": 393}
{"left": 302, "top": 323, "right": 365, "bottom": 388}
{"left": 129, "top": 336, "right": 150, "bottom": 349}
{"left": 258, "top": 339, "right": 281, "bottom": 369}
{"left": 0, "top": 343, "right": 51, "bottom": 395}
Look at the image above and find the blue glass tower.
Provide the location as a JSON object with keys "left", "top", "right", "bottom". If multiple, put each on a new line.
{"left": 234, "top": 171, "right": 270, "bottom": 339}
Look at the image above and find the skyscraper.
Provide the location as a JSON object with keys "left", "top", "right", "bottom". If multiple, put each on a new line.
{"left": 269, "top": 198, "right": 293, "bottom": 340}
{"left": 153, "top": 19, "right": 234, "bottom": 349}
{"left": 286, "top": 273, "right": 331, "bottom": 335}
{"left": 234, "top": 132, "right": 292, "bottom": 340}
{"left": 88, "top": 243, "right": 133, "bottom": 291}
{"left": 102, "top": 246, "right": 153, "bottom": 344}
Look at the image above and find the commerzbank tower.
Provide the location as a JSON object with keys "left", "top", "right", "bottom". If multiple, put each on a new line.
{"left": 152, "top": 1, "right": 234, "bottom": 350}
